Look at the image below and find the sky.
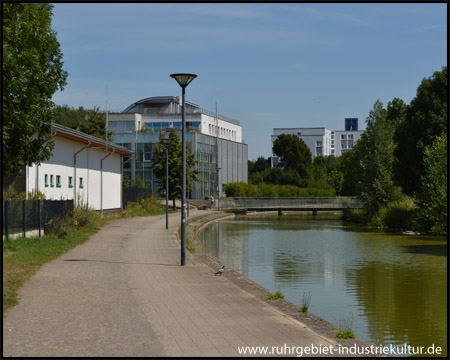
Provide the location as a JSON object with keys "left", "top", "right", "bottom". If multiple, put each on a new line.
{"left": 50, "top": 2, "right": 447, "bottom": 160}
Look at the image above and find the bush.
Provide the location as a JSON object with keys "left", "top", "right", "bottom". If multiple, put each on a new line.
{"left": 343, "top": 208, "right": 369, "bottom": 224}
{"left": 224, "top": 182, "right": 336, "bottom": 198}
{"left": 371, "top": 199, "right": 416, "bottom": 230}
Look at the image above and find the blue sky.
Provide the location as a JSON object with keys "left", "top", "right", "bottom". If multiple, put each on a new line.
{"left": 51, "top": 3, "right": 447, "bottom": 160}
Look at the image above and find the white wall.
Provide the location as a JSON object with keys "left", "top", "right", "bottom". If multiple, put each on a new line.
{"left": 27, "top": 136, "right": 123, "bottom": 211}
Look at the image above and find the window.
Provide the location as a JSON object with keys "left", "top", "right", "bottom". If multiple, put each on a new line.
{"left": 316, "top": 141, "right": 322, "bottom": 147}
{"left": 297, "top": 132, "right": 301, "bottom": 136}
{"left": 45, "top": 174, "right": 49, "bottom": 187}
{"left": 79, "top": 177, "right": 84, "bottom": 188}
{"left": 50, "top": 175, "right": 54, "bottom": 187}
{"left": 331, "top": 140, "right": 334, "bottom": 146}
{"left": 348, "top": 134, "right": 354, "bottom": 140}
{"left": 341, "top": 134, "right": 347, "bottom": 140}
{"left": 331, "top": 133, "right": 334, "bottom": 139}
{"left": 342, "top": 144, "right": 347, "bottom": 149}
{"left": 331, "top": 149, "right": 335, "bottom": 155}
{"left": 143, "top": 153, "right": 152, "bottom": 162}
{"left": 56, "top": 175, "right": 61, "bottom": 188}
{"left": 348, "top": 143, "right": 354, "bottom": 149}
{"left": 68, "top": 176, "right": 73, "bottom": 188}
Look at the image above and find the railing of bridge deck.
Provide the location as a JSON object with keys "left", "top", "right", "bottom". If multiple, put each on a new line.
{"left": 217, "top": 197, "right": 363, "bottom": 209}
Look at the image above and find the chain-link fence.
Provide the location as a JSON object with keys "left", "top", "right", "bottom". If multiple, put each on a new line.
{"left": 3, "top": 200, "right": 74, "bottom": 239}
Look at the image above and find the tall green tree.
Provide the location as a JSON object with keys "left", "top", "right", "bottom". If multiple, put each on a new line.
{"left": 152, "top": 129, "right": 199, "bottom": 209}
{"left": 415, "top": 133, "right": 447, "bottom": 235}
{"left": 354, "top": 100, "right": 403, "bottom": 214}
{"left": 51, "top": 105, "right": 113, "bottom": 141}
{"left": 272, "top": 134, "right": 311, "bottom": 186}
{"left": 3, "top": 3, "right": 68, "bottom": 177}
{"left": 394, "top": 66, "right": 447, "bottom": 195}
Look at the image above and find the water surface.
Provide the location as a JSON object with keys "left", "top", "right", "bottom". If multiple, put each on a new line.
{"left": 198, "top": 214, "right": 447, "bottom": 356}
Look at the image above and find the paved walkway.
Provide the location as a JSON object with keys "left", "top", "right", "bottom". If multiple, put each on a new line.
{"left": 3, "top": 210, "right": 342, "bottom": 357}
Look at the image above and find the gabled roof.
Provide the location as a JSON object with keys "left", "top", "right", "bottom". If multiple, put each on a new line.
{"left": 48, "top": 123, "right": 133, "bottom": 156}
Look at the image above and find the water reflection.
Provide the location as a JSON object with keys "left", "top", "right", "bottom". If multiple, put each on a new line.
{"left": 199, "top": 214, "right": 447, "bottom": 357}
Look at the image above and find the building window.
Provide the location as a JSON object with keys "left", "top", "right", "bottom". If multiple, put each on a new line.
{"left": 348, "top": 134, "right": 354, "bottom": 140}
{"left": 79, "top": 177, "right": 84, "bottom": 188}
{"left": 143, "top": 153, "right": 152, "bottom": 162}
{"left": 68, "top": 176, "right": 73, "bottom": 188}
{"left": 331, "top": 140, "right": 334, "bottom": 146}
{"left": 45, "top": 174, "right": 49, "bottom": 187}
{"left": 331, "top": 133, "right": 334, "bottom": 139}
{"left": 331, "top": 149, "right": 335, "bottom": 155}
{"left": 348, "top": 143, "right": 354, "bottom": 149}
{"left": 316, "top": 141, "right": 322, "bottom": 147}
{"left": 56, "top": 175, "right": 61, "bottom": 188}
{"left": 342, "top": 144, "right": 347, "bottom": 149}
{"left": 50, "top": 175, "right": 54, "bottom": 187}
{"left": 341, "top": 134, "right": 347, "bottom": 140}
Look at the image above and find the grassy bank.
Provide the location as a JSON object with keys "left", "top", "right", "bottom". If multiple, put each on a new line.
{"left": 3, "top": 197, "right": 166, "bottom": 314}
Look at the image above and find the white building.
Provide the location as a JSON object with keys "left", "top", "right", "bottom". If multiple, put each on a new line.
{"left": 25, "top": 123, "right": 132, "bottom": 211}
{"left": 107, "top": 96, "right": 248, "bottom": 198}
{"left": 271, "top": 119, "right": 364, "bottom": 166}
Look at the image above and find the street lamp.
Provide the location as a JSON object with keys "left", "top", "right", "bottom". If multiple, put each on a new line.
{"left": 215, "top": 167, "right": 221, "bottom": 210}
{"left": 161, "top": 138, "right": 170, "bottom": 230}
{"left": 170, "top": 73, "right": 197, "bottom": 266}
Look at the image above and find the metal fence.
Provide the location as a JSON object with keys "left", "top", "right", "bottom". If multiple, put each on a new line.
{"left": 122, "top": 186, "right": 152, "bottom": 208}
{"left": 3, "top": 200, "right": 74, "bottom": 239}
{"left": 216, "top": 197, "right": 363, "bottom": 210}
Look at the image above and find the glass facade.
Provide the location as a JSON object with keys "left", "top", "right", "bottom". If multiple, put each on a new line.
{"left": 112, "top": 130, "right": 219, "bottom": 199}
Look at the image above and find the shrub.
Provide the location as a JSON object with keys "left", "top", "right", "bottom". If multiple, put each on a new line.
{"left": 343, "top": 208, "right": 369, "bottom": 224}
{"left": 371, "top": 199, "right": 415, "bottom": 230}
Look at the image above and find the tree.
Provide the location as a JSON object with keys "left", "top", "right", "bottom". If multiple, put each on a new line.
{"left": 394, "top": 66, "right": 447, "bottom": 195}
{"left": 3, "top": 3, "right": 68, "bottom": 177}
{"left": 354, "top": 100, "right": 403, "bottom": 215}
{"left": 338, "top": 150, "right": 359, "bottom": 196}
{"left": 415, "top": 133, "right": 447, "bottom": 235}
{"left": 152, "top": 129, "right": 199, "bottom": 209}
{"left": 253, "top": 156, "right": 270, "bottom": 173}
{"left": 272, "top": 134, "right": 311, "bottom": 186}
{"left": 51, "top": 105, "right": 113, "bottom": 141}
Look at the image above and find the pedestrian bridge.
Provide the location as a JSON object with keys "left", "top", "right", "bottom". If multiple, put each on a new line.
{"left": 216, "top": 197, "right": 363, "bottom": 215}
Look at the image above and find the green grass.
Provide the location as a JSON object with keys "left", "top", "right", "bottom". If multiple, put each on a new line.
{"left": 336, "top": 314, "right": 355, "bottom": 339}
{"left": 267, "top": 291, "right": 284, "bottom": 300}
{"left": 3, "top": 226, "right": 100, "bottom": 314}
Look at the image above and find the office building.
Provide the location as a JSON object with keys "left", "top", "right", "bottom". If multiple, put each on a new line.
{"left": 108, "top": 96, "right": 247, "bottom": 199}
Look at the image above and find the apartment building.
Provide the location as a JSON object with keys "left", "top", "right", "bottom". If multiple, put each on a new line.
{"left": 271, "top": 118, "right": 364, "bottom": 166}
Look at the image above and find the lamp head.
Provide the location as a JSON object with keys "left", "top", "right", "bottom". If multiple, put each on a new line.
{"left": 170, "top": 73, "right": 197, "bottom": 88}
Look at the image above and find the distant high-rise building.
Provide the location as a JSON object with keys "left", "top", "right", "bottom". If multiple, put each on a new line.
{"left": 345, "top": 118, "right": 358, "bottom": 131}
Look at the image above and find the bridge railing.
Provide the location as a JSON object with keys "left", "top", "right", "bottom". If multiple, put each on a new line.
{"left": 217, "top": 197, "right": 363, "bottom": 209}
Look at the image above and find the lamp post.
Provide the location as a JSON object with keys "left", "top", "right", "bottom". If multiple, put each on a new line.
{"left": 170, "top": 73, "right": 197, "bottom": 266}
{"left": 216, "top": 167, "right": 221, "bottom": 210}
{"left": 161, "top": 138, "right": 170, "bottom": 230}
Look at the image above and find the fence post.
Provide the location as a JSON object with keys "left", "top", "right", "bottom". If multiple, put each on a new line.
{"left": 5, "top": 200, "right": 9, "bottom": 240}
{"left": 38, "top": 200, "right": 42, "bottom": 237}
{"left": 23, "top": 200, "right": 26, "bottom": 238}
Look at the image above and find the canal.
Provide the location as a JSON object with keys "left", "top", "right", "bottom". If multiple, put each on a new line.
{"left": 198, "top": 213, "right": 447, "bottom": 356}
